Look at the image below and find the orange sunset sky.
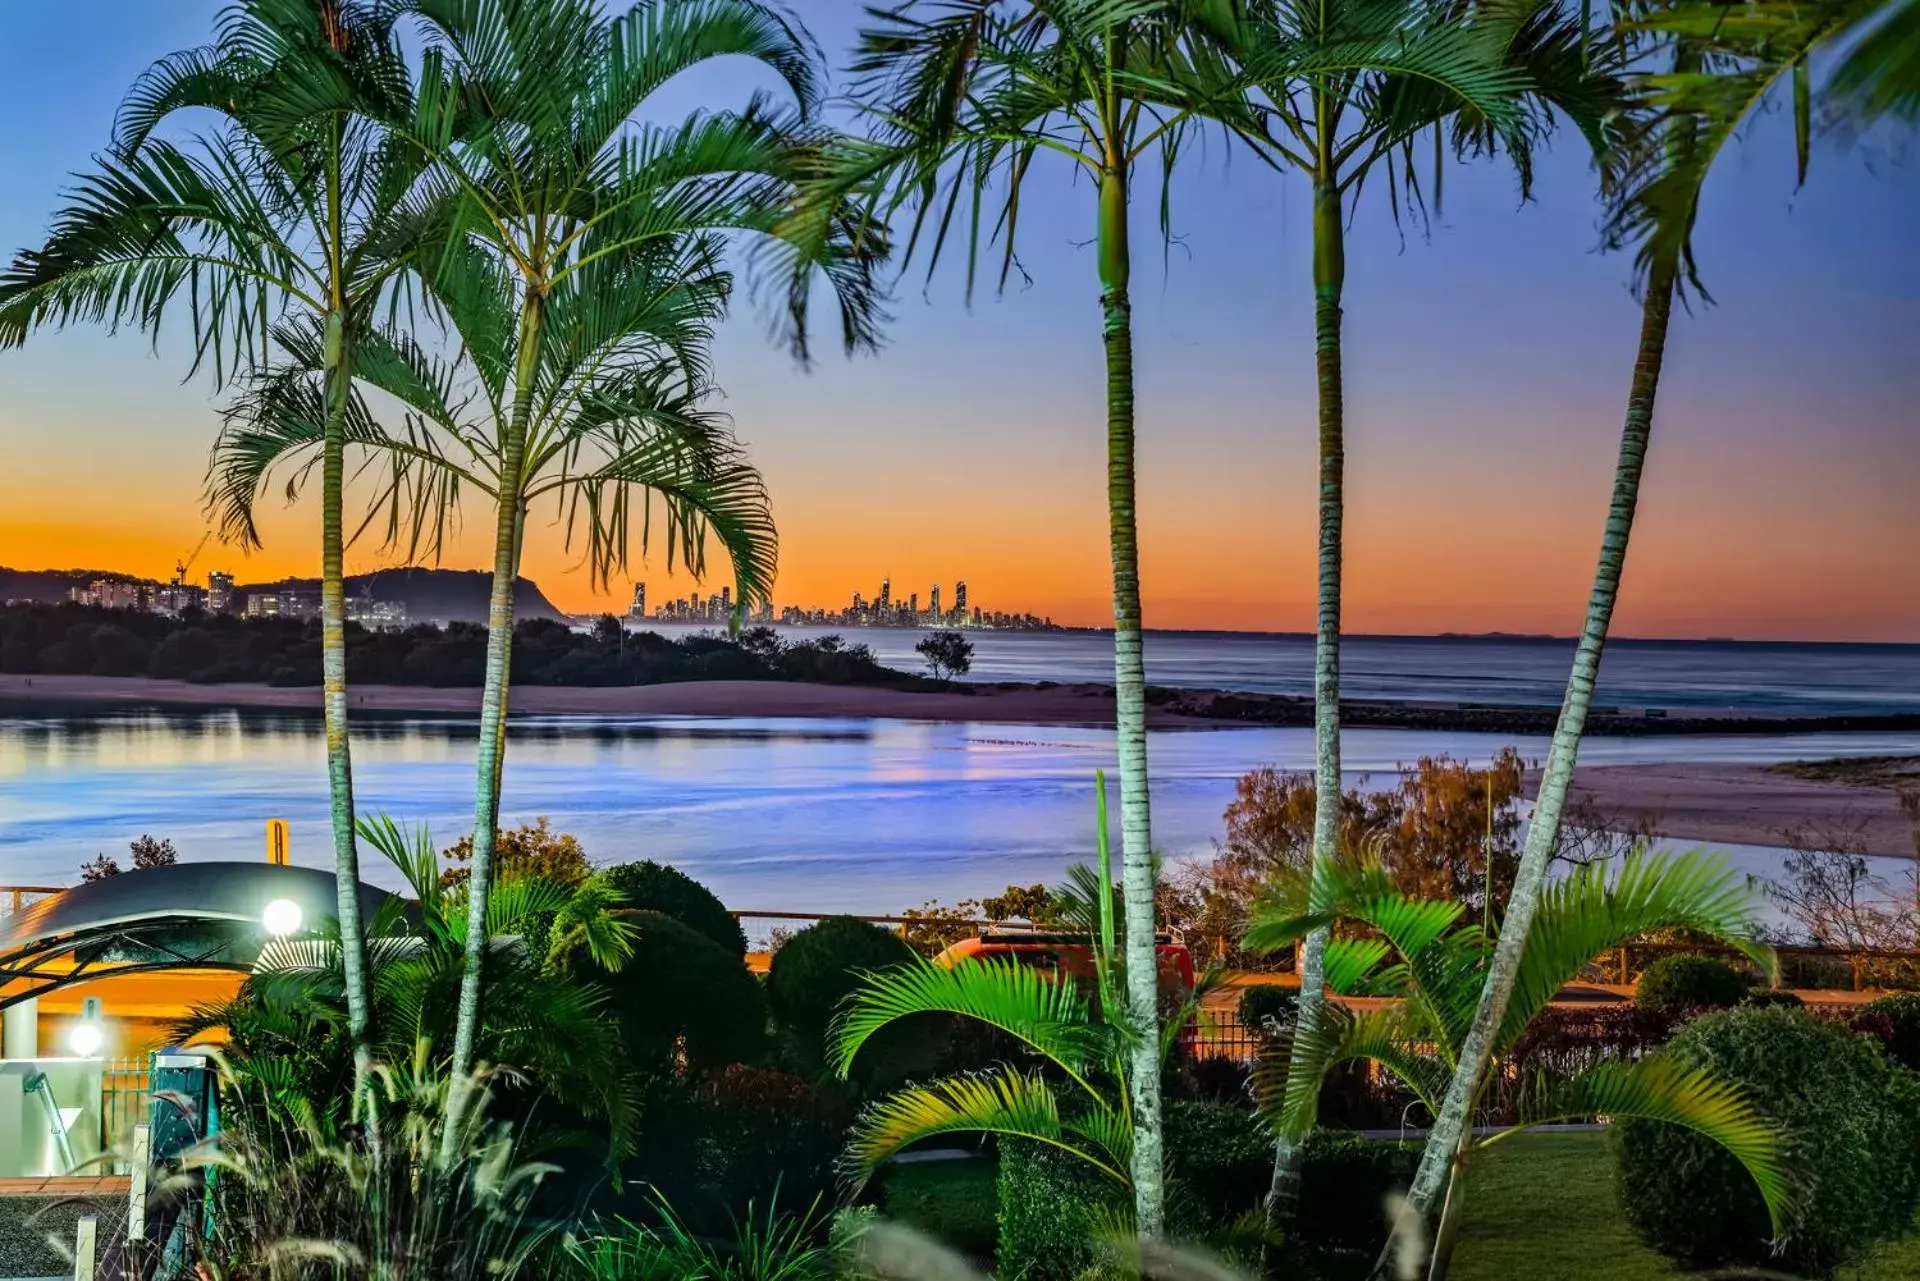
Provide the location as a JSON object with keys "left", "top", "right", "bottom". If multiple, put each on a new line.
{"left": 2, "top": 2, "right": 1917, "bottom": 642}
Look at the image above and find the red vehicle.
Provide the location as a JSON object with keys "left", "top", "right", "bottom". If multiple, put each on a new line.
{"left": 933, "top": 926, "right": 1200, "bottom": 1051}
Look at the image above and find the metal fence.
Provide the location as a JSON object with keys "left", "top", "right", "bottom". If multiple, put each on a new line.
{"left": 99, "top": 1057, "right": 152, "bottom": 1176}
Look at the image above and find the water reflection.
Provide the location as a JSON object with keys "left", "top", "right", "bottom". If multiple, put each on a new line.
{"left": 4, "top": 709, "right": 1919, "bottom": 920}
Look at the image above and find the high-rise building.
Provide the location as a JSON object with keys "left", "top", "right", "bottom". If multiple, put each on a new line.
{"left": 878, "top": 577, "right": 891, "bottom": 611}
{"left": 929, "top": 584, "right": 941, "bottom": 619}
{"left": 628, "top": 582, "right": 647, "bottom": 620}
{"left": 720, "top": 585, "right": 732, "bottom": 616}
{"left": 909, "top": 592, "right": 918, "bottom": 618}
{"left": 207, "top": 571, "right": 235, "bottom": 613}
{"left": 954, "top": 581, "right": 968, "bottom": 617}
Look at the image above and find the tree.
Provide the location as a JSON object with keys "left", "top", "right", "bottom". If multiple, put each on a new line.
{"left": 1400, "top": 4, "right": 1877, "bottom": 1258}
{"left": 821, "top": 3, "right": 1243, "bottom": 1232}
{"left": 217, "top": 0, "right": 883, "bottom": 1139}
{"left": 830, "top": 779, "right": 1205, "bottom": 1222}
{"left": 915, "top": 629, "right": 974, "bottom": 680}
{"left": 182, "top": 813, "right": 640, "bottom": 1153}
{"left": 79, "top": 834, "right": 179, "bottom": 882}
{"left": 1, "top": 0, "right": 429, "bottom": 1080}
{"left": 1247, "top": 848, "right": 1787, "bottom": 1280}
{"left": 1182, "top": 0, "right": 1619, "bottom": 1227}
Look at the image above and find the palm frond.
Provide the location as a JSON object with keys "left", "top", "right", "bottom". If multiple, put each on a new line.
{"left": 1499, "top": 1056, "right": 1788, "bottom": 1234}
{"left": 831, "top": 954, "right": 1106, "bottom": 1081}
{"left": 841, "top": 1068, "right": 1124, "bottom": 1184}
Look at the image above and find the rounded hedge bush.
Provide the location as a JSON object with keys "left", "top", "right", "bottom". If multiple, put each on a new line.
{"left": 765, "top": 916, "right": 916, "bottom": 1076}
{"left": 1866, "top": 992, "right": 1920, "bottom": 1072}
{"left": 1616, "top": 1006, "right": 1920, "bottom": 1276}
{"left": 1633, "top": 953, "right": 1747, "bottom": 1017}
{"left": 594, "top": 910, "right": 767, "bottom": 1070}
{"left": 602, "top": 859, "right": 745, "bottom": 957}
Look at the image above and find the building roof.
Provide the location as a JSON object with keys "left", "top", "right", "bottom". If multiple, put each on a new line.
{"left": 1, "top": 864, "right": 403, "bottom": 1009}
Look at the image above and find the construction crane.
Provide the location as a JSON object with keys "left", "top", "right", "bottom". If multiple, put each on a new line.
{"left": 173, "top": 532, "right": 211, "bottom": 588}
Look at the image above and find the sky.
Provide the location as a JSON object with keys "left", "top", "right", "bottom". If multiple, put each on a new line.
{"left": 1, "top": 3, "right": 1916, "bottom": 641}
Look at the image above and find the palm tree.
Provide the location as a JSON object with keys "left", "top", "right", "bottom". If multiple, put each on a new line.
{"left": 1248, "top": 848, "right": 1787, "bottom": 1281}
{"left": 832, "top": 778, "right": 1206, "bottom": 1207}
{"left": 185, "top": 813, "right": 641, "bottom": 1151}
{"left": 1184, "top": 0, "right": 1619, "bottom": 1225}
{"left": 1826, "top": 0, "right": 1920, "bottom": 119}
{"left": 0, "top": 0, "right": 427, "bottom": 1083}
{"left": 1400, "top": 2, "right": 1874, "bottom": 1255}
{"left": 360, "top": 0, "right": 882, "bottom": 1119}
{"left": 823, "top": 1, "right": 1250, "bottom": 1231}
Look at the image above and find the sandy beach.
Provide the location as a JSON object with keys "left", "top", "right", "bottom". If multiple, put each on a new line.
{"left": 1550, "top": 759, "right": 1920, "bottom": 858}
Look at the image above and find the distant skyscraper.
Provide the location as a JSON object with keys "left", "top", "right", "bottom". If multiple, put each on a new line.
{"left": 720, "top": 585, "right": 732, "bottom": 617}
{"left": 879, "top": 578, "right": 891, "bottom": 611}
{"left": 206, "top": 570, "right": 235, "bottom": 613}
{"left": 930, "top": 584, "right": 941, "bottom": 619}
{"left": 909, "top": 592, "right": 918, "bottom": 617}
{"left": 629, "top": 582, "right": 647, "bottom": 619}
{"left": 954, "top": 581, "right": 968, "bottom": 616}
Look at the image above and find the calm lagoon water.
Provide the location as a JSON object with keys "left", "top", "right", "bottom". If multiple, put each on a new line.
{"left": 5, "top": 709, "right": 1919, "bottom": 920}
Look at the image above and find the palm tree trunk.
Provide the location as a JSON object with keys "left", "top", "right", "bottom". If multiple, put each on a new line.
{"left": 1388, "top": 255, "right": 1679, "bottom": 1269}
{"left": 446, "top": 287, "right": 544, "bottom": 1128}
{"left": 1266, "top": 174, "right": 1347, "bottom": 1232}
{"left": 1099, "top": 160, "right": 1163, "bottom": 1240}
{"left": 1426, "top": 1138, "right": 1472, "bottom": 1281}
{"left": 319, "top": 307, "right": 374, "bottom": 1087}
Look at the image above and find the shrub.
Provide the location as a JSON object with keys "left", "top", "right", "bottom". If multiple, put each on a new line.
{"left": 996, "top": 1139, "right": 1123, "bottom": 1281}
{"left": 601, "top": 860, "right": 746, "bottom": 957}
{"left": 1633, "top": 953, "right": 1748, "bottom": 1017}
{"left": 1865, "top": 993, "right": 1920, "bottom": 1071}
{"left": 1616, "top": 1006, "right": 1920, "bottom": 1275}
{"left": 623, "top": 1066, "right": 853, "bottom": 1236}
{"left": 766, "top": 916, "right": 916, "bottom": 1076}
{"left": 880, "top": 1159, "right": 999, "bottom": 1262}
{"left": 588, "top": 911, "right": 766, "bottom": 1070}
{"left": 1162, "top": 1102, "right": 1418, "bottom": 1254}
{"left": 1237, "top": 985, "right": 1298, "bottom": 1039}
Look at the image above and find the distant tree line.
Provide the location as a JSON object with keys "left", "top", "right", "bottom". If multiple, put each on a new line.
{"left": 0, "top": 602, "right": 934, "bottom": 690}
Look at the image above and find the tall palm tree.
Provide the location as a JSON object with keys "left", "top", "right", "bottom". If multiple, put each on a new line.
{"left": 1246, "top": 848, "right": 1786, "bottom": 1281}
{"left": 1398, "top": 0, "right": 1870, "bottom": 1262}
{"left": 0, "top": 0, "right": 427, "bottom": 1083}
{"left": 832, "top": 779, "right": 1207, "bottom": 1210}
{"left": 1184, "top": 0, "right": 1618, "bottom": 1225}
{"left": 821, "top": 1, "right": 1254, "bottom": 1232}
{"left": 377, "top": 0, "right": 883, "bottom": 1122}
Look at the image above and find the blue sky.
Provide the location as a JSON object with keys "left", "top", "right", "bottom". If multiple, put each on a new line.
{"left": 1, "top": 1, "right": 1916, "bottom": 639}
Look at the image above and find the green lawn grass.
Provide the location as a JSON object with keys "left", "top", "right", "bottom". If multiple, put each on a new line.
{"left": 1451, "top": 1133, "right": 1920, "bottom": 1281}
{"left": 880, "top": 1133, "right": 1920, "bottom": 1280}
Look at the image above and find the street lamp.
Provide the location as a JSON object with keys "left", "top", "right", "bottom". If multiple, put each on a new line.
{"left": 262, "top": 898, "right": 303, "bottom": 937}
{"left": 69, "top": 1021, "right": 103, "bottom": 1057}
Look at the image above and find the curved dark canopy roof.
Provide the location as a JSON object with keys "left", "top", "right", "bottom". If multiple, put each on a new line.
{"left": 1, "top": 863, "right": 402, "bottom": 1009}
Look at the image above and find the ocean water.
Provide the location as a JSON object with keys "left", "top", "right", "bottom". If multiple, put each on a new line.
{"left": 5, "top": 709, "right": 1918, "bottom": 921}
{"left": 645, "top": 626, "right": 1920, "bottom": 716}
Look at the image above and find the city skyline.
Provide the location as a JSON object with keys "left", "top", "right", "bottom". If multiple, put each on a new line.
{"left": 2, "top": 2, "right": 1916, "bottom": 643}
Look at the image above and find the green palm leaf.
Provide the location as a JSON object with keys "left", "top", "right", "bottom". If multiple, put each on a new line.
{"left": 831, "top": 954, "right": 1105, "bottom": 1081}
{"left": 1500, "top": 1057, "right": 1788, "bottom": 1234}
{"left": 1498, "top": 849, "right": 1771, "bottom": 1053}
{"left": 842, "top": 1068, "right": 1126, "bottom": 1184}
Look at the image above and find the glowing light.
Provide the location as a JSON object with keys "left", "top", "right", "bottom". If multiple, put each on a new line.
{"left": 69, "top": 1022, "right": 103, "bottom": 1057}
{"left": 262, "top": 898, "right": 303, "bottom": 937}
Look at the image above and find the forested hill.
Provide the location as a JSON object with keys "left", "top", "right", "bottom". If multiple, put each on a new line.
{"left": 0, "top": 602, "right": 929, "bottom": 690}
{"left": 0, "top": 566, "right": 565, "bottom": 623}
